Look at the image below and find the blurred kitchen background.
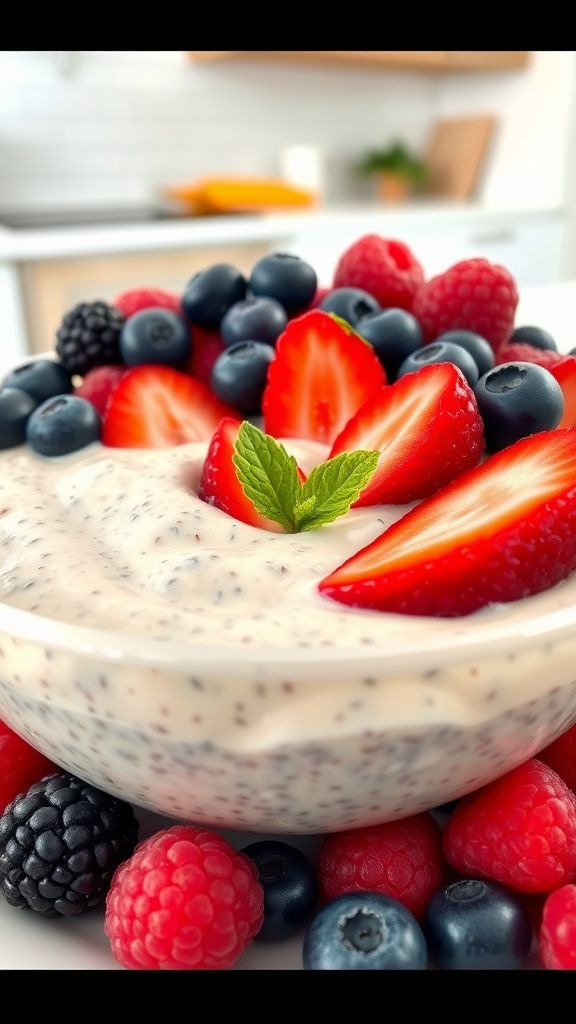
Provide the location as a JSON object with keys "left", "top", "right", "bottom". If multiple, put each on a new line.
{"left": 1, "top": 50, "right": 575, "bottom": 361}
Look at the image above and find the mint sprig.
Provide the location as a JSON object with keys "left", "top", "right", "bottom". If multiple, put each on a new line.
{"left": 233, "top": 421, "right": 378, "bottom": 533}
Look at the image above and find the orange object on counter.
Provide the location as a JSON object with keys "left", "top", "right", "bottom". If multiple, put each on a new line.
{"left": 165, "top": 177, "right": 317, "bottom": 215}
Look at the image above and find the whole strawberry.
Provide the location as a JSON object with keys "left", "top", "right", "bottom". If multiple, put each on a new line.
{"left": 413, "top": 257, "right": 518, "bottom": 350}
{"left": 333, "top": 235, "right": 424, "bottom": 312}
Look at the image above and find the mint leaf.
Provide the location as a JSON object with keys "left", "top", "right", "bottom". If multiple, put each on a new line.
{"left": 297, "top": 450, "right": 379, "bottom": 531}
{"left": 293, "top": 494, "right": 317, "bottom": 528}
{"left": 233, "top": 420, "right": 301, "bottom": 532}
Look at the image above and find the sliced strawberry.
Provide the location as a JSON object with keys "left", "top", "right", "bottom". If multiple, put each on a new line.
{"left": 187, "top": 324, "right": 226, "bottom": 386}
{"left": 330, "top": 363, "right": 484, "bottom": 505}
{"left": 102, "top": 365, "right": 237, "bottom": 448}
{"left": 319, "top": 430, "right": 576, "bottom": 617}
{"left": 550, "top": 357, "right": 576, "bottom": 428}
{"left": 263, "top": 310, "right": 386, "bottom": 444}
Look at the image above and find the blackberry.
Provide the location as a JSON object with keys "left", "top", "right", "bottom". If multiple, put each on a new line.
{"left": 56, "top": 301, "right": 125, "bottom": 376}
{"left": 0, "top": 772, "right": 139, "bottom": 918}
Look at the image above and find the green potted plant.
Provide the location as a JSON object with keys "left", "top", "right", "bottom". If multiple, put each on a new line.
{"left": 357, "top": 141, "right": 427, "bottom": 202}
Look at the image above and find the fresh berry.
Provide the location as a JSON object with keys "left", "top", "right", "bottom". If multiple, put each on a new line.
{"left": 474, "top": 362, "right": 564, "bottom": 451}
{"left": 221, "top": 297, "right": 288, "bottom": 349}
{"left": 199, "top": 417, "right": 282, "bottom": 531}
{"left": 119, "top": 308, "right": 190, "bottom": 369}
{"left": 74, "top": 365, "right": 126, "bottom": 417}
{"left": 318, "top": 287, "right": 380, "bottom": 326}
{"left": 320, "top": 430, "right": 576, "bottom": 617}
{"left": 249, "top": 253, "right": 317, "bottom": 317}
{"left": 309, "top": 287, "right": 331, "bottom": 309}
{"left": 444, "top": 759, "right": 576, "bottom": 893}
{"left": 243, "top": 840, "right": 318, "bottom": 942}
{"left": 494, "top": 343, "right": 565, "bottom": 370}
{"left": 550, "top": 357, "right": 576, "bottom": 428}
{"left": 333, "top": 234, "right": 424, "bottom": 312}
{"left": 538, "top": 724, "right": 576, "bottom": 792}
{"left": 357, "top": 308, "right": 422, "bottom": 380}
{"left": 113, "top": 287, "right": 181, "bottom": 319}
{"left": 103, "top": 366, "right": 236, "bottom": 448}
{"left": 330, "top": 363, "right": 483, "bottom": 505}
{"left": 319, "top": 814, "right": 444, "bottom": 921}
{"left": 2, "top": 360, "right": 72, "bottom": 403}
{"left": 105, "top": 825, "right": 263, "bottom": 970}
{"left": 412, "top": 258, "right": 518, "bottom": 350}
{"left": 510, "top": 324, "right": 557, "bottom": 352}
{"left": 435, "top": 330, "right": 494, "bottom": 377}
{"left": 540, "top": 884, "right": 576, "bottom": 969}
{"left": 56, "top": 301, "right": 124, "bottom": 375}
{"left": 303, "top": 892, "right": 427, "bottom": 971}
{"left": 0, "top": 389, "right": 37, "bottom": 449}
{"left": 424, "top": 879, "right": 532, "bottom": 971}
{"left": 181, "top": 264, "right": 247, "bottom": 328}
{"left": 187, "top": 325, "right": 225, "bottom": 385}
{"left": 27, "top": 395, "right": 101, "bottom": 457}
{"left": 0, "top": 771, "right": 138, "bottom": 917}
{"left": 263, "top": 311, "right": 386, "bottom": 444}
{"left": 211, "top": 341, "right": 275, "bottom": 414}
{"left": 0, "top": 720, "right": 56, "bottom": 815}
{"left": 397, "top": 339, "right": 479, "bottom": 387}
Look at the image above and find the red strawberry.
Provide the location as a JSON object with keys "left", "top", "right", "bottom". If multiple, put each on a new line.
{"left": 74, "top": 365, "right": 126, "bottom": 416}
{"left": 263, "top": 310, "right": 386, "bottom": 445}
{"left": 187, "top": 324, "right": 225, "bottom": 386}
{"left": 550, "top": 357, "right": 576, "bottom": 428}
{"left": 329, "top": 363, "right": 484, "bottom": 505}
{"left": 114, "top": 288, "right": 181, "bottom": 318}
{"left": 102, "top": 365, "right": 236, "bottom": 448}
{"left": 495, "top": 343, "right": 566, "bottom": 370}
{"left": 319, "top": 429, "right": 576, "bottom": 617}
{"left": 333, "top": 235, "right": 424, "bottom": 311}
{"left": 413, "top": 258, "right": 518, "bottom": 350}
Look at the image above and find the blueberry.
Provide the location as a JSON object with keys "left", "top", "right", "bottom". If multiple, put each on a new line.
{"left": 27, "top": 395, "right": 101, "bottom": 457}
{"left": 181, "top": 264, "right": 247, "bottom": 328}
{"left": 424, "top": 879, "right": 532, "bottom": 970}
{"left": 319, "top": 288, "right": 380, "bottom": 327}
{"left": 211, "top": 341, "right": 274, "bottom": 413}
{"left": 474, "top": 362, "right": 564, "bottom": 451}
{"left": 358, "top": 309, "right": 423, "bottom": 380}
{"left": 2, "top": 360, "right": 72, "bottom": 403}
{"left": 397, "top": 340, "right": 479, "bottom": 387}
{"left": 436, "top": 330, "right": 494, "bottom": 378}
{"left": 221, "top": 297, "right": 288, "bottom": 349}
{"left": 119, "top": 308, "right": 190, "bottom": 368}
{"left": 303, "top": 892, "right": 427, "bottom": 971}
{"left": 0, "top": 389, "right": 38, "bottom": 449}
{"left": 510, "top": 325, "right": 557, "bottom": 352}
{"left": 249, "top": 253, "right": 317, "bottom": 316}
{"left": 243, "top": 840, "right": 318, "bottom": 942}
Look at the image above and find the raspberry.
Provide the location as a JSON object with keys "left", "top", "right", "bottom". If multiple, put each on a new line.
{"left": 114, "top": 288, "right": 181, "bottom": 319}
{"left": 540, "top": 884, "right": 576, "bottom": 969}
{"left": 539, "top": 724, "right": 576, "bottom": 793}
{"left": 318, "top": 814, "right": 445, "bottom": 920}
{"left": 495, "top": 343, "right": 566, "bottom": 370}
{"left": 443, "top": 759, "right": 576, "bottom": 893}
{"left": 187, "top": 325, "right": 225, "bottom": 386}
{"left": 0, "top": 720, "right": 56, "bottom": 815}
{"left": 105, "top": 825, "right": 264, "bottom": 970}
{"left": 333, "top": 234, "right": 424, "bottom": 312}
{"left": 412, "top": 257, "right": 518, "bottom": 350}
{"left": 74, "top": 365, "right": 126, "bottom": 416}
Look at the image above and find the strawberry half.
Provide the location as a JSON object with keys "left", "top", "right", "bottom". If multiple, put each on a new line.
{"left": 319, "top": 430, "right": 576, "bottom": 617}
{"left": 102, "top": 365, "right": 237, "bottom": 448}
{"left": 550, "top": 357, "right": 576, "bottom": 428}
{"left": 262, "top": 310, "right": 386, "bottom": 445}
{"left": 329, "top": 363, "right": 484, "bottom": 505}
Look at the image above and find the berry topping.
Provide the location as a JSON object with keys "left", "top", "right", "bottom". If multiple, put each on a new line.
{"left": 0, "top": 389, "right": 37, "bottom": 450}
{"left": 187, "top": 325, "right": 225, "bottom": 385}
{"left": 102, "top": 365, "right": 236, "bottom": 448}
{"left": 263, "top": 310, "right": 386, "bottom": 444}
{"left": 182, "top": 264, "right": 247, "bottom": 328}
{"left": 119, "top": 308, "right": 190, "bottom": 369}
{"left": 329, "top": 362, "right": 484, "bottom": 505}
{"left": 333, "top": 234, "right": 424, "bottom": 311}
{"left": 435, "top": 329, "right": 495, "bottom": 377}
{"left": 319, "top": 430, "right": 576, "bottom": 617}
{"left": 113, "top": 287, "right": 181, "bottom": 319}
{"left": 319, "top": 814, "right": 445, "bottom": 920}
{"left": 550, "top": 356, "right": 576, "bottom": 428}
{"left": 540, "top": 884, "right": 576, "bottom": 969}
{"left": 397, "top": 339, "right": 480, "bottom": 387}
{"left": 318, "top": 287, "right": 380, "bottom": 326}
{"left": 27, "top": 395, "right": 101, "bottom": 457}
{"left": 0, "top": 771, "right": 138, "bottom": 917}
{"left": 2, "top": 360, "right": 72, "bottom": 404}
{"left": 211, "top": 340, "right": 275, "bottom": 414}
{"left": 303, "top": 892, "right": 427, "bottom": 971}
{"left": 74, "top": 365, "right": 126, "bottom": 417}
{"left": 474, "top": 362, "right": 564, "bottom": 451}
{"left": 56, "top": 301, "right": 124, "bottom": 375}
{"left": 443, "top": 759, "right": 576, "bottom": 893}
{"left": 221, "top": 297, "right": 288, "bottom": 349}
{"left": 494, "top": 343, "right": 566, "bottom": 370}
{"left": 424, "top": 880, "right": 532, "bottom": 971}
{"left": 249, "top": 253, "right": 317, "bottom": 317}
{"left": 538, "top": 724, "right": 576, "bottom": 793}
{"left": 243, "top": 840, "right": 318, "bottom": 942}
{"left": 412, "top": 258, "right": 518, "bottom": 350}
{"left": 0, "top": 719, "right": 56, "bottom": 815}
{"left": 105, "top": 825, "right": 263, "bottom": 970}
{"left": 357, "top": 308, "right": 423, "bottom": 380}
{"left": 510, "top": 324, "right": 557, "bottom": 352}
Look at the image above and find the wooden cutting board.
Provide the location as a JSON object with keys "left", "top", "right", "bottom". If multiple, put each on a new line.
{"left": 424, "top": 116, "right": 496, "bottom": 199}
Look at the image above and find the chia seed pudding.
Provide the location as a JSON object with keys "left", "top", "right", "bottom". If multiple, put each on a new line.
{"left": 1, "top": 438, "right": 576, "bottom": 832}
